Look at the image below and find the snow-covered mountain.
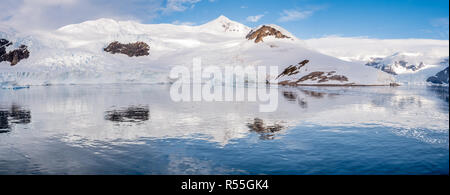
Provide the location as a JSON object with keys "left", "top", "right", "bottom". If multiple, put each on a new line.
{"left": 304, "top": 37, "right": 449, "bottom": 85}
{"left": 364, "top": 54, "right": 449, "bottom": 85}
{"left": 0, "top": 16, "right": 394, "bottom": 87}
{"left": 365, "top": 52, "right": 427, "bottom": 75}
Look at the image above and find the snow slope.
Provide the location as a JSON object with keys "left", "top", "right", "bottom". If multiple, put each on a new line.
{"left": 1, "top": 16, "right": 394, "bottom": 87}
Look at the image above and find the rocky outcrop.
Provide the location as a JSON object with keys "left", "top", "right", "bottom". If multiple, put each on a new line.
{"left": 276, "top": 60, "right": 309, "bottom": 79}
{"left": 277, "top": 60, "right": 350, "bottom": 86}
{"left": 427, "top": 67, "right": 449, "bottom": 85}
{"left": 1, "top": 39, "right": 13, "bottom": 53}
{"left": 296, "top": 71, "right": 349, "bottom": 83}
{"left": 1, "top": 39, "right": 30, "bottom": 66}
{"left": 246, "top": 25, "right": 290, "bottom": 43}
{"left": 104, "top": 41, "right": 150, "bottom": 57}
{"left": 1, "top": 45, "right": 30, "bottom": 66}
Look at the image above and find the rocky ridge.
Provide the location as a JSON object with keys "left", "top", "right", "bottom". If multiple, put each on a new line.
{"left": 246, "top": 25, "right": 291, "bottom": 43}
{"left": 427, "top": 67, "right": 449, "bottom": 85}
{"left": 276, "top": 60, "right": 351, "bottom": 86}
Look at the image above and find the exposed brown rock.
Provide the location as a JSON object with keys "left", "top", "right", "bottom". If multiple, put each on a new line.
{"left": 328, "top": 75, "right": 349, "bottom": 82}
{"left": 277, "top": 60, "right": 350, "bottom": 85}
{"left": 1, "top": 39, "right": 30, "bottom": 66}
{"left": 298, "top": 71, "right": 326, "bottom": 83}
{"left": 296, "top": 71, "right": 348, "bottom": 84}
{"left": 276, "top": 60, "right": 310, "bottom": 79}
{"left": 104, "top": 41, "right": 150, "bottom": 57}
{"left": 246, "top": 25, "right": 290, "bottom": 43}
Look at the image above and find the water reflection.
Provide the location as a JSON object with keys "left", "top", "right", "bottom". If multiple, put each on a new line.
{"left": 427, "top": 86, "right": 449, "bottom": 103}
{"left": 282, "top": 88, "right": 341, "bottom": 109}
{"left": 0, "top": 105, "right": 31, "bottom": 133}
{"left": 105, "top": 106, "right": 150, "bottom": 123}
{"left": 0, "top": 85, "right": 448, "bottom": 175}
{"left": 371, "top": 95, "right": 423, "bottom": 110}
{"left": 300, "top": 89, "right": 327, "bottom": 98}
{"left": 282, "top": 91, "right": 298, "bottom": 102}
{"left": 247, "top": 118, "right": 285, "bottom": 140}
{"left": 0, "top": 85, "right": 447, "bottom": 145}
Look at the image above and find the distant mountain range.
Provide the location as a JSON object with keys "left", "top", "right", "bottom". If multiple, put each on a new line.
{"left": 304, "top": 37, "right": 449, "bottom": 85}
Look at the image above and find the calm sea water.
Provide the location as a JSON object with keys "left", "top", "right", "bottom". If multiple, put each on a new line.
{"left": 0, "top": 84, "right": 448, "bottom": 175}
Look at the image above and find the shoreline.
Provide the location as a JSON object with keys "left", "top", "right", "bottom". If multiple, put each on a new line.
{"left": 278, "top": 82, "right": 402, "bottom": 87}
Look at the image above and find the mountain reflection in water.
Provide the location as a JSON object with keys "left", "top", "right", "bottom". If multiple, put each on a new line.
{"left": 105, "top": 106, "right": 150, "bottom": 123}
{"left": 247, "top": 118, "right": 285, "bottom": 140}
{"left": 282, "top": 88, "right": 341, "bottom": 109}
{"left": 0, "top": 105, "right": 31, "bottom": 133}
{"left": 0, "top": 84, "right": 448, "bottom": 175}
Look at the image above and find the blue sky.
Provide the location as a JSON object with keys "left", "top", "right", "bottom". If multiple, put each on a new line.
{"left": 1, "top": 0, "right": 448, "bottom": 40}
{"left": 154, "top": 0, "right": 449, "bottom": 40}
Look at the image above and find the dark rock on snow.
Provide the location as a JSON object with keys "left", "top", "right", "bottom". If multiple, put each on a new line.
{"left": 277, "top": 60, "right": 349, "bottom": 86}
{"left": 1, "top": 39, "right": 30, "bottom": 66}
{"left": 276, "top": 60, "right": 309, "bottom": 79}
{"left": 104, "top": 41, "right": 150, "bottom": 57}
{"left": 246, "top": 25, "right": 291, "bottom": 43}
{"left": 427, "top": 67, "right": 449, "bottom": 84}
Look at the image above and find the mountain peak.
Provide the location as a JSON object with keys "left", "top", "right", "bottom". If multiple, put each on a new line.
{"left": 214, "top": 15, "right": 232, "bottom": 22}
{"left": 201, "top": 15, "right": 250, "bottom": 35}
{"left": 204, "top": 15, "right": 236, "bottom": 26}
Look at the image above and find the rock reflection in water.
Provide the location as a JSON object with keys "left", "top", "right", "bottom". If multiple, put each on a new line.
{"left": 105, "top": 106, "right": 150, "bottom": 123}
{"left": 247, "top": 118, "right": 284, "bottom": 140}
{"left": 0, "top": 105, "right": 31, "bottom": 133}
{"left": 282, "top": 91, "right": 306, "bottom": 108}
{"left": 427, "top": 86, "right": 449, "bottom": 103}
{"left": 282, "top": 88, "right": 340, "bottom": 109}
{"left": 300, "top": 90, "right": 327, "bottom": 98}
{"left": 282, "top": 91, "right": 298, "bottom": 102}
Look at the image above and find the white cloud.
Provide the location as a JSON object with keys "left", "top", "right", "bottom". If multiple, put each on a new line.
{"left": 0, "top": 0, "right": 163, "bottom": 32}
{"left": 172, "top": 20, "right": 196, "bottom": 26}
{"left": 163, "top": 0, "right": 202, "bottom": 13}
{"left": 304, "top": 36, "right": 449, "bottom": 62}
{"left": 246, "top": 15, "right": 264, "bottom": 23}
{"left": 0, "top": 0, "right": 218, "bottom": 32}
{"left": 278, "top": 10, "right": 314, "bottom": 22}
{"left": 277, "top": 5, "right": 327, "bottom": 23}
